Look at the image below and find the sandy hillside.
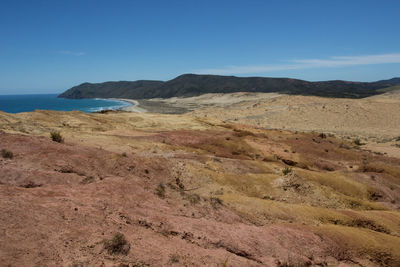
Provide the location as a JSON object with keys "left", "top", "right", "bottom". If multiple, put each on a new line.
{"left": 189, "top": 94, "right": 400, "bottom": 140}
{"left": 1, "top": 109, "right": 400, "bottom": 266}
{"left": 135, "top": 91, "right": 400, "bottom": 139}
{"left": 134, "top": 91, "right": 400, "bottom": 158}
{"left": 135, "top": 92, "right": 281, "bottom": 114}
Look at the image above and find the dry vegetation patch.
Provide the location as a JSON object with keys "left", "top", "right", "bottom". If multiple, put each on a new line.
{"left": 1, "top": 148, "right": 13, "bottom": 159}
{"left": 103, "top": 233, "right": 130, "bottom": 255}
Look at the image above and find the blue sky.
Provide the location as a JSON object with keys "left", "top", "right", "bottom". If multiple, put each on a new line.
{"left": 0, "top": 0, "right": 399, "bottom": 94}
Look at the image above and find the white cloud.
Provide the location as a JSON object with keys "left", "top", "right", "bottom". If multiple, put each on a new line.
{"left": 195, "top": 53, "right": 400, "bottom": 75}
{"left": 58, "top": 50, "right": 85, "bottom": 56}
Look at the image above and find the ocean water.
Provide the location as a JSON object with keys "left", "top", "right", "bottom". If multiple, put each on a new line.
{"left": 0, "top": 94, "right": 131, "bottom": 113}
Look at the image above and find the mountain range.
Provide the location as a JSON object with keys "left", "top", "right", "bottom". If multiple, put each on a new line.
{"left": 59, "top": 74, "right": 400, "bottom": 99}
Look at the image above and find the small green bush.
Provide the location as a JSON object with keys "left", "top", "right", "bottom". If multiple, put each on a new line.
{"left": 1, "top": 149, "right": 13, "bottom": 159}
{"left": 210, "top": 197, "right": 223, "bottom": 208}
{"left": 282, "top": 167, "right": 293, "bottom": 175}
{"left": 103, "top": 233, "right": 130, "bottom": 255}
{"left": 50, "top": 131, "right": 64, "bottom": 143}
{"left": 155, "top": 183, "right": 166, "bottom": 198}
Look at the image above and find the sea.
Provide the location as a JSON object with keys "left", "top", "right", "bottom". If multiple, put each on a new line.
{"left": 0, "top": 94, "right": 131, "bottom": 113}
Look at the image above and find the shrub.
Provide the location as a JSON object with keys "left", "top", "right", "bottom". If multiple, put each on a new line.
{"left": 103, "top": 233, "right": 130, "bottom": 255}
{"left": 353, "top": 138, "right": 363, "bottom": 146}
{"left": 282, "top": 167, "right": 293, "bottom": 175}
{"left": 155, "top": 183, "right": 166, "bottom": 198}
{"left": 169, "top": 254, "right": 179, "bottom": 263}
{"left": 50, "top": 131, "right": 64, "bottom": 143}
{"left": 186, "top": 193, "right": 201, "bottom": 204}
{"left": 210, "top": 197, "right": 223, "bottom": 208}
{"left": 1, "top": 149, "right": 13, "bottom": 159}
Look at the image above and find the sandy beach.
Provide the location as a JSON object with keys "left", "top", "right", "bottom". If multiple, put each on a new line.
{"left": 110, "top": 98, "right": 148, "bottom": 112}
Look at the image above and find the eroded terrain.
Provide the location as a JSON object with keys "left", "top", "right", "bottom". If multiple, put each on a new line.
{"left": 1, "top": 107, "right": 400, "bottom": 266}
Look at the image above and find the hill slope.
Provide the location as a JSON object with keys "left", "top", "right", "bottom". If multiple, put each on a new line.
{"left": 59, "top": 74, "right": 400, "bottom": 100}
{"left": 1, "top": 110, "right": 400, "bottom": 266}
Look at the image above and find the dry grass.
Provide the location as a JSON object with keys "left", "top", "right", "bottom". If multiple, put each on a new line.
{"left": 361, "top": 161, "right": 400, "bottom": 178}
{"left": 200, "top": 165, "right": 278, "bottom": 199}
{"left": 221, "top": 193, "right": 390, "bottom": 227}
{"left": 315, "top": 224, "right": 400, "bottom": 266}
{"left": 196, "top": 137, "right": 256, "bottom": 159}
{"left": 295, "top": 169, "right": 371, "bottom": 199}
{"left": 201, "top": 159, "right": 385, "bottom": 210}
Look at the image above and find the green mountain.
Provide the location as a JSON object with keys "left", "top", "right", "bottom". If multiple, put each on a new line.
{"left": 58, "top": 74, "right": 400, "bottom": 99}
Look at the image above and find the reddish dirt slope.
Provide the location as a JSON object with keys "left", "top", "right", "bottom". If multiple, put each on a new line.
{"left": 0, "top": 132, "right": 352, "bottom": 266}
{"left": 0, "top": 109, "right": 400, "bottom": 266}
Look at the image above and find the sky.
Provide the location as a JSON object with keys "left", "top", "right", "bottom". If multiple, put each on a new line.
{"left": 0, "top": 0, "right": 399, "bottom": 94}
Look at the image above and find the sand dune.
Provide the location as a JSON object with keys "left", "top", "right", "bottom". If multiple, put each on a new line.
{"left": 136, "top": 92, "right": 400, "bottom": 157}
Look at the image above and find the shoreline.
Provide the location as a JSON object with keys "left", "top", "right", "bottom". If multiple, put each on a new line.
{"left": 108, "top": 98, "right": 147, "bottom": 113}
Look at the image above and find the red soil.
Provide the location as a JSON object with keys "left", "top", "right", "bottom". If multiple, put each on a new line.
{"left": 0, "top": 131, "right": 351, "bottom": 266}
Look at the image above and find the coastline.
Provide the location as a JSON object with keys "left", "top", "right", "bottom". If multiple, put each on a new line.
{"left": 109, "top": 98, "right": 147, "bottom": 113}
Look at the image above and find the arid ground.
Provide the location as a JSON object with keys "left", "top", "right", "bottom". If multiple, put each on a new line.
{"left": 1, "top": 91, "right": 400, "bottom": 266}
